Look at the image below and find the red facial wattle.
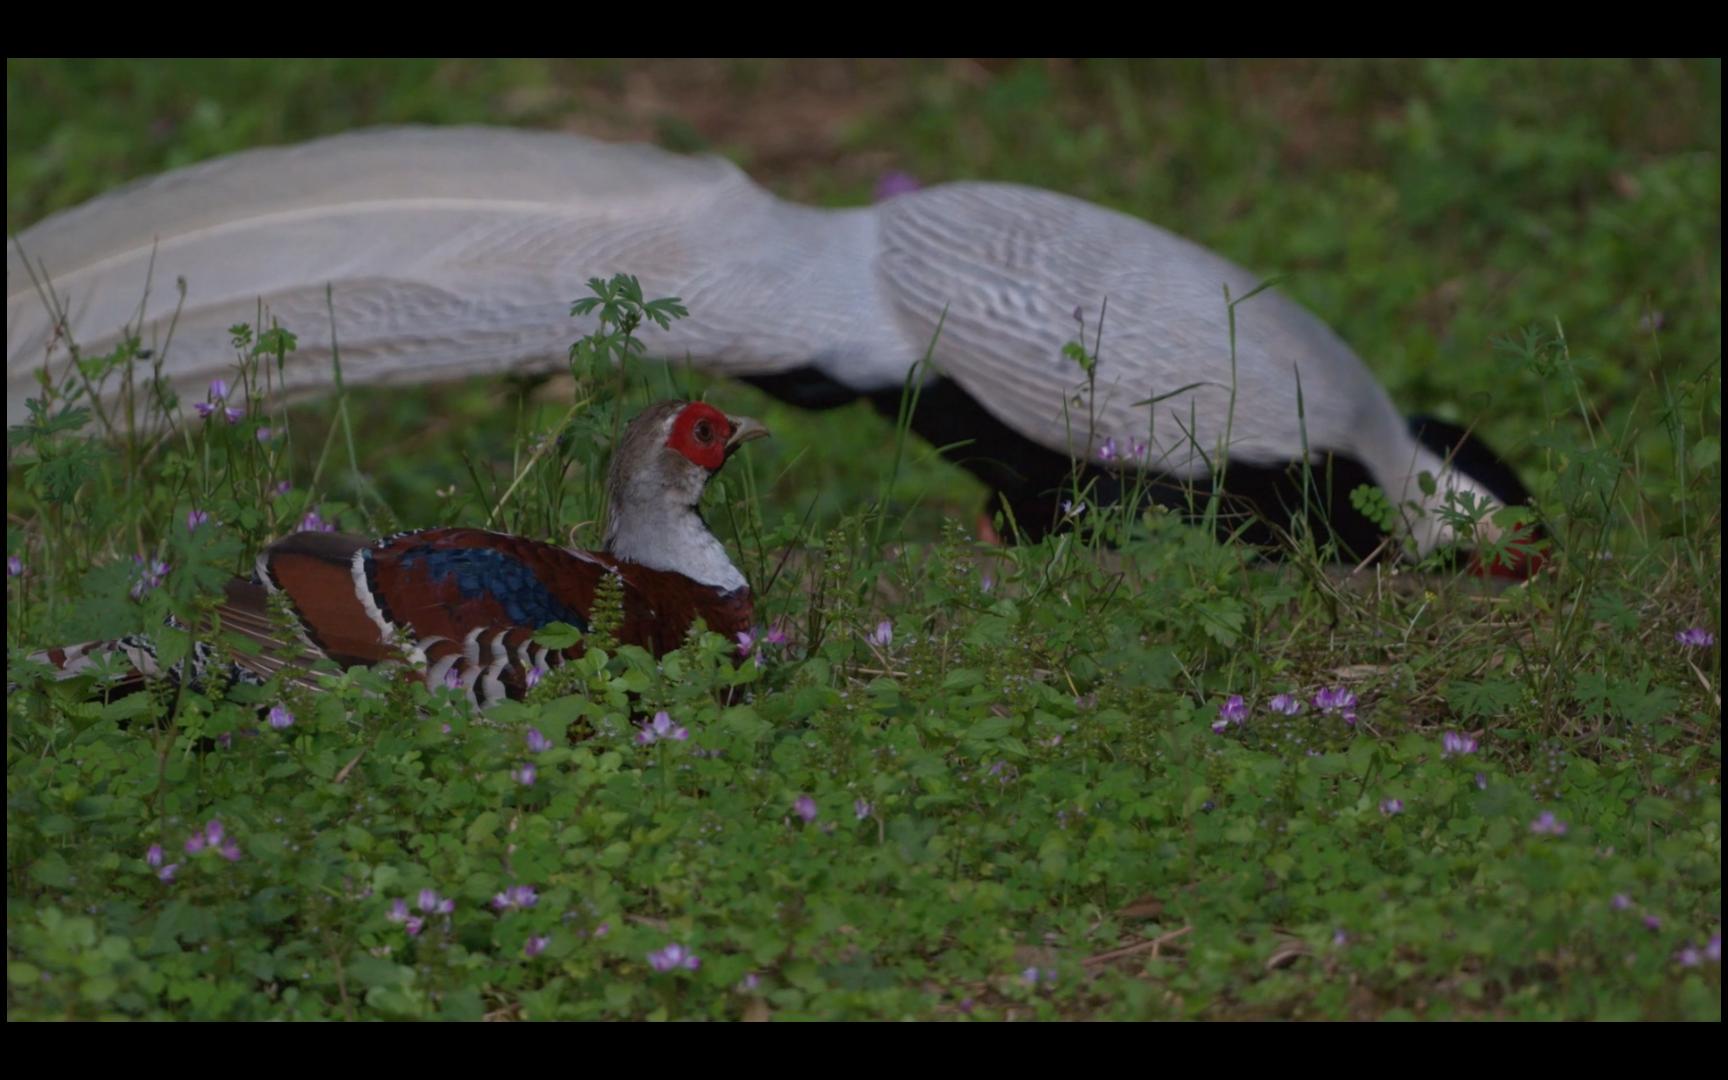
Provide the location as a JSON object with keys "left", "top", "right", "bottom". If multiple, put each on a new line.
{"left": 665, "top": 402, "right": 733, "bottom": 471}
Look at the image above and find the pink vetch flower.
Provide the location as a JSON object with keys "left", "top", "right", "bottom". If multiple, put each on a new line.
{"left": 1675, "top": 627, "right": 1715, "bottom": 648}
{"left": 648, "top": 943, "right": 701, "bottom": 973}
{"left": 735, "top": 628, "right": 757, "bottom": 656}
{"left": 146, "top": 844, "right": 164, "bottom": 868}
{"left": 193, "top": 401, "right": 217, "bottom": 420}
{"left": 1442, "top": 731, "right": 1479, "bottom": 757}
{"left": 1332, "top": 929, "right": 1350, "bottom": 947}
{"left": 868, "top": 619, "right": 894, "bottom": 649}
{"left": 267, "top": 705, "right": 294, "bottom": 730}
{"left": 1060, "top": 498, "right": 1087, "bottom": 518}
{"left": 491, "top": 885, "right": 539, "bottom": 911}
{"left": 1021, "top": 966, "right": 1057, "bottom": 987}
{"left": 1474, "top": 772, "right": 1488, "bottom": 790}
{"left": 1313, "top": 686, "right": 1358, "bottom": 714}
{"left": 525, "top": 727, "right": 553, "bottom": 754}
{"left": 388, "top": 899, "right": 411, "bottom": 924}
{"left": 157, "top": 862, "right": 181, "bottom": 883}
{"left": 1707, "top": 934, "right": 1722, "bottom": 963}
{"left": 737, "top": 972, "right": 762, "bottom": 993}
{"left": 524, "top": 935, "right": 551, "bottom": 959}
{"left": 405, "top": 916, "right": 426, "bottom": 937}
{"left": 1380, "top": 798, "right": 1404, "bottom": 816}
{"left": 130, "top": 556, "right": 171, "bottom": 599}
{"left": 1676, "top": 946, "right": 1703, "bottom": 968}
{"left": 854, "top": 798, "right": 874, "bottom": 821}
{"left": 1218, "top": 695, "right": 1248, "bottom": 726}
{"left": 442, "top": 666, "right": 463, "bottom": 691}
{"left": 1267, "top": 693, "right": 1303, "bottom": 716}
{"left": 1129, "top": 438, "right": 1150, "bottom": 461}
{"left": 512, "top": 762, "right": 537, "bottom": 787}
{"left": 793, "top": 794, "right": 819, "bottom": 823}
{"left": 223, "top": 406, "right": 244, "bottom": 425}
{"left": 255, "top": 426, "right": 275, "bottom": 443}
{"left": 6, "top": 555, "right": 21, "bottom": 577}
{"left": 524, "top": 666, "right": 543, "bottom": 691}
{"left": 1097, "top": 436, "right": 1119, "bottom": 463}
{"left": 186, "top": 508, "right": 211, "bottom": 531}
{"left": 208, "top": 378, "right": 229, "bottom": 402}
{"left": 417, "top": 889, "right": 455, "bottom": 915}
{"left": 764, "top": 624, "right": 789, "bottom": 648}
{"left": 1643, "top": 915, "right": 1663, "bottom": 932}
{"left": 1529, "top": 811, "right": 1568, "bottom": 836}
{"left": 1611, "top": 893, "right": 1633, "bottom": 911}
{"left": 271, "top": 480, "right": 292, "bottom": 498}
{"left": 636, "top": 710, "right": 689, "bottom": 745}
{"left": 873, "top": 170, "right": 922, "bottom": 201}
{"left": 299, "top": 510, "right": 336, "bottom": 533}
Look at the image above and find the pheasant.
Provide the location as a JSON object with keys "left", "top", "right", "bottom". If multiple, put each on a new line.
{"left": 26, "top": 401, "right": 770, "bottom": 707}
{"left": 8, "top": 125, "right": 1536, "bottom": 565}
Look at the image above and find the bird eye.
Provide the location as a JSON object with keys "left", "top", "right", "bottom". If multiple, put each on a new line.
{"left": 694, "top": 421, "right": 713, "bottom": 442}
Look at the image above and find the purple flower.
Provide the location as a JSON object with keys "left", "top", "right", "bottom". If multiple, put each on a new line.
{"left": 491, "top": 885, "right": 539, "bottom": 911}
{"left": 525, "top": 727, "right": 552, "bottom": 753}
{"left": 157, "top": 863, "right": 180, "bottom": 883}
{"left": 6, "top": 555, "right": 21, "bottom": 577}
{"left": 1060, "top": 499, "right": 1087, "bottom": 518}
{"left": 737, "top": 973, "right": 761, "bottom": 993}
{"left": 146, "top": 844, "right": 164, "bottom": 868}
{"left": 873, "top": 170, "right": 922, "bottom": 201}
{"left": 1675, "top": 627, "right": 1715, "bottom": 648}
{"left": 1611, "top": 893, "right": 1633, "bottom": 911}
{"left": 854, "top": 798, "right": 874, "bottom": 821}
{"left": 1677, "top": 946, "right": 1702, "bottom": 968}
{"left": 735, "top": 628, "right": 756, "bottom": 655}
{"left": 1130, "top": 438, "right": 1150, "bottom": 461}
{"left": 442, "top": 666, "right": 463, "bottom": 691}
{"left": 1313, "top": 686, "right": 1358, "bottom": 713}
{"left": 524, "top": 935, "right": 551, "bottom": 958}
{"left": 256, "top": 426, "right": 275, "bottom": 443}
{"left": 764, "top": 624, "right": 789, "bottom": 648}
{"left": 512, "top": 762, "right": 537, "bottom": 787}
{"left": 299, "top": 510, "right": 335, "bottom": 533}
{"left": 1707, "top": 935, "right": 1722, "bottom": 963}
{"left": 636, "top": 710, "right": 689, "bottom": 745}
{"left": 1218, "top": 695, "right": 1248, "bottom": 725}
{"left": 1475, "top": 772, "right": 1488, "bottom": 790}
{"left": 1267, "top": 693, "right": 1303, "bottom": 716}
{"left": 1097, "top": 436, "right": 1119, "bottom": 463}
{"left": 208, "top": 378, "right": 229, "bottom": 402}
{"left": 1332, "top": 929, "right": 1350, "bottom": 947}
{"left": 1341, "top": 708, "right": 1359, "bottom": 727}
{"left": 524, "top": 666, "right": 543, "bottom": 691}
{"left": 794, "top": 794, "right": 818, "bottom": 823}
{"left": 388, "top": 898, "right": 410, "bottom": 923}
{"left": 405, "top": 916, "right": 425, "bottom": 937}
{"left": 647, "top": 943, "right": 701, "bottom": 973}
{"left": 1442, "top": 731, "right": 1478, "bottom": 757}
{"left": 1529, "top": 811, "right": 1568, "bottom": 836}
{"left": 267, "top": 705, "right": 294, "bottom": 730}
{"left": 186, "top": 508, "right": 211, "bottom": 531}
{"left": 1210, "top": 718, "right": 1230, "bottom": 734}
{"left": 1380, "top": 798, "right": 1404, "bottom": 816}
{"left": 271, "top": 480, "right": 292, "bottom": 498}
{"left": 184, "top": 833, "right": 207, "bottom": 855}
{"left": 417, "top": 889, "right": 441, "bottom": 914}
{"left": 193, "top": 401, "right": 216, "bottom": 419}
{"left": 1021, "top": 966, "right": 1055, "bottom": 986}
{"left": 130, "top": 556, "right": 171, "bottom": 598}
{"left": 217, "top": 841, "right": 242, "bottom": 862}
{"left": 869, "top": 620, "right": 893, "bottom": 648}
{"left": 223, "top": 406, "right": 244, "bottom": 425}
{"left": 1643, "top": 914, "right": 1663, "bottom": 932}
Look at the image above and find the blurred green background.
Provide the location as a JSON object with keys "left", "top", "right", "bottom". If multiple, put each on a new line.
{"left": 8, "top": 59, "right": 1721, "bottom": 535}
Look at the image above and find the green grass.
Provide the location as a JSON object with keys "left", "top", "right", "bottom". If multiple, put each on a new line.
{"left": 6, "top": 59, "right": 1721, "bottom": 1020}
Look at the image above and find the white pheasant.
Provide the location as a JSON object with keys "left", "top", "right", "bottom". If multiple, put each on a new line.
{"left": 7, "top": 125, "right": 1526, "bottom": 560}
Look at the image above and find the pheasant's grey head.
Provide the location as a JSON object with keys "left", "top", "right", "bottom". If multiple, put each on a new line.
{"left": 603, "top": 401, "right": 768, "bottom": 588}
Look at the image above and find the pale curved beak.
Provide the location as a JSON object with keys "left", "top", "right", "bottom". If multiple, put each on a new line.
{"left": 725, "top": 415, "right": 770, "bottom": 452}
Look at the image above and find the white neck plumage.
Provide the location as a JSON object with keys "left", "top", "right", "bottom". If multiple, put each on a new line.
{"left": 603, "top": 485, "right": 747, "bottom": 594}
